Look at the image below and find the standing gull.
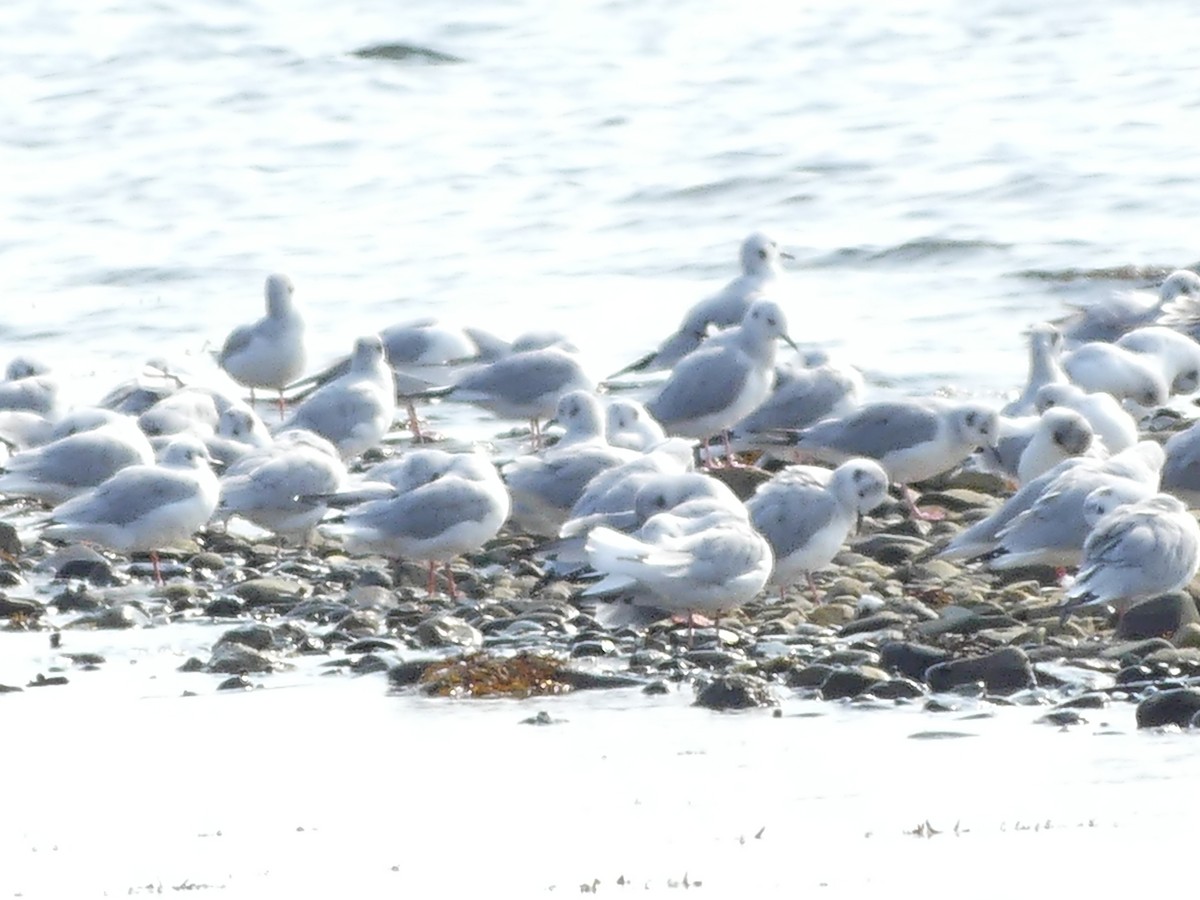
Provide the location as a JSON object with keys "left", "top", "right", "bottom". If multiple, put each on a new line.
{"left": 647, "top": 298, "right": 796, "bottom": 464}
{"left": 1034, "top": 382, "right": 1138, "bottom": 454}
{"left": 789, "top": 399, "right": 998, "bottom": 519}
{"left": 218, "top": 274, "right": 306, "bottom": 418}
{"left": 279, "top": 335, "right": 395, "bottom": 460}
{"left": 611, "top": 232, "right": 790, "bottom": 377}
{"left": 42, "top": 436, "right": 219, "bottom": 582}
{"left": 1002, "top": 323, "right": 1068, "bottom": 417}
{"left": 747, "top": 458, "right": 890, "bottom": 601}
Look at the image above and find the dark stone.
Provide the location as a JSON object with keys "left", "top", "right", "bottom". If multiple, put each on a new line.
{"left": 840, "top": 611, "right": 908, "bottom": 637}
{"left": 1055, "top": 693, "right": 1108, "bottom": 710}
{"left": 387, "top": 659, "right": 436, "bottom": 688}
{"left": 215, "top": 624, "right": 275, "bottom": 652}
{"left": 207, "top": 643, "right": 275, "bottom": 674}
{"left": 233, "top": 577, "right": 308, "bottom": 609}
{"left": 923, "top": 698, "right": 960, "bottom": 712}
{"left": 217, "top": 675, "right": 254, "bottom": 691}
{"left": 682, "top": 649, "right": 742, "bottom": 669}
{"left": 350, "top": 654, "right": 390, "bottom": 674}
{"left": 820, "top": 667, "right": 887, "bottom": 700}
{"left": 693, "top": 673, "right": 777, "bottom": 710}
{"left": 27, "top": 673, "right": 68, "bottom": 688}
{"left": 520, "top": 711, "right": 560, "bottom": 726}
{"left": 0, "top": 522, "right": 21, "bottom": 557}
{"left": 415, "top": 614, "right": 483, "bottom": 650}
{"left": 1037, "top": 710, "right": 1086, "bottom": 726}
{"left": 203, "top": 596, "right": 244, "bottom": 618}
{"left": 0, "top": 569, "right": 23, "bottom": 588}
{"left": 642, "top": 680, "right": 670, "bottom": 695}
{"left": 868, "top": 678, "right": 927, "bottom": 700}
{"left": 879, "top": 641, "right": 952, "bottom": 682}
{"left": 0, "top": 683, "right": 23, "bottom": 693}
{"left": 1101, "top": 639, "right": 1176, "bottom": 662}
{"left": 345, "top": 638, "right": 399, "bottom": 654}
{"left": 786, "top": 663, "right": 836, "bottom": 689}
{"left": 178, "top": 657, "right": 205, "bottom": 673}
{"left": 354, "top": 567, "right": 394, "bottom": 589}
{"left": 851, "top": 534, "right": 931, "bottom": 565}
{"left": 51, "top": 586, "right": 102, "bottom": 612}
{"left": 64, "top": 652, "right": 105, "bottom": 667}
{"left": 56, "top": 557, "right": 119, "bottom": 585}
{"left": 560, "top": 669, "right": 646, "bottom": 690}
{"left": 1117, "top": 593, "right": 1199, "bottom": 641}
{"left": 823, "top": 649, "right": 882, "bottom": 667}
{"left": 188, "top": 552, "right": 227, "bottom": 572}
{"left": 570, "top": 639, "right": 617, "bottom": 658}
{"left": 1136, "top": 688, "right": 1200, "bottom": 728}
{"left": 926, "top": 647, "right": 1036, "bottom": 696}
{"left": 0, "top": 595, "right": 43, "bottom": 619}
{"left": 1115, "top": 664, "right": 1155, "bottom": 685}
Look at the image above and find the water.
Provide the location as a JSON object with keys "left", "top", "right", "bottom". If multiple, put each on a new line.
{"left": 4, "top": 0, "right": 1198, "bottom": 405}
{"left": 3, "top": 0, "right": 1200, "bottom": 893}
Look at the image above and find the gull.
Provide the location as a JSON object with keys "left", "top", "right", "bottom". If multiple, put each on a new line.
{"left": 42, "top": 436, "right": 219, "bottom": 582}
{"left": 1034, "top": 382, "right": 1138, "bottom": 454}
{"left": 646, "top": 298, "right": 797, "bottom": 462}
{"left": 789, "top": 399, "right": 998, "bottom": 518}
{"left": 1058, "top": 493, "right": 1200, "bottom": 620}
{"left": 1015, "top": 407, "right": 1102, "bottom": 486}
{"left": 204, "top": 405, "right": 273, "bottom": 471}
{"left": 747, "top": 458, "right": 890, "bottom": 601}
{"left": 1155, "top": 269, "right": 1200, "bottom": 339}
{"left": 1116, "top": 325, "right": 1200, "bottom": 396}
{"left": 217, "top": 436, "right": 347, "bottom": 546}
{"left": 217, "top": 273, "right": 306, "bottom": 417}
{"left": 728, "top": 360, "right": 863, "bottom": 456}
{"left": 323, "top": 450, "right": 510, "bottom": 598}
{"left": 1061, "top": 341, "right": 1169, "bottom": 407}
{"left": 1057, "top": 270, "right": 1200, "bottom": 345}
{"left": 610, "top": 232, "right": 791, "bottom": 377}
{"left": 0, "top": 359, "right": 59, "bottom": 418}
{"left": 421, "top": 346, "right": 594, "bottom": 447}
{"left": 1161, "top": 421, "right": 1200, "bottom": 507}
{"left": 1002, "top": 323, "right": 1069, "bottom": 417}
{"left": 0, "top": 414, "right": 155, "bottom": 505}
{"left": 279, "top": 335, "right": 395, "bottom": 460}
{"left": 940, "top": 441, "right": 1166, "bottom": 563}
{"left": 605, "top": 398, "right": 668, "bottom": 452}
{"left": 502, "top": 391, "right": 638, "bottom": 537}
{"left": 583, "top": 479, "right": 772, "bottom": 632}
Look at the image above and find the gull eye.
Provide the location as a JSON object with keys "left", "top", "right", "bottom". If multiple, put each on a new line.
{"left": 758, "top": 248, "right": 768, "bottom": 260}
{"left": 965, "top": 412, "right": 977, "bottom": 427}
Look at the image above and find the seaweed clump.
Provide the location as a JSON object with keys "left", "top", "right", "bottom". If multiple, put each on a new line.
{"left": 419, "top": 652, "right": 573, "bottom": 699}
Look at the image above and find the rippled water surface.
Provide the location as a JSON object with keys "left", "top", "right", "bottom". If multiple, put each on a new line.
{"left": 4, "top": 1, "right": 1200, "bottom": 894}
{"left": 4, "top": 0, "right": 1199, "bottom": 406}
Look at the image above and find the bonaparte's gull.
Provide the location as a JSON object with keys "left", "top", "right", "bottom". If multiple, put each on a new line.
{"left": 604, "top": 398, "right": 668, "bottom": 452}
{"left": 279, "top": 335, "right": 395, "bottom": 460}
{"left": 1115, "top": 325, "right": 1200, "bottom": 395}
{"left": 1056, "top": 270, "right": 1200, "bottom": 345}
{"left": 218, "top": 274, "right": 306, "bottom": 416}
{"left": 1034, "top": 382, "right": 1138, "bottom": 454}
{"left": 646, "top": 299, "right": 796, "bottom": 458}
{"left": 323, "top": 450, "right": 510, "bottom": 598}
{"left": 790, "top": 399, "right": 998, "bottom": 518}
{"left": 1002, "top": 323, "right": 1068, "bottom": 417}
{"left": 42, "top": 436, "right": 219, "bottom": 581}
{"left": 747, "top": 458, "right": 889, "bottom": 601}
{"left": 728, "top": 361, "right": 862, "bottom": 456}
{"left": 1015, "top": 407, "right": 1101, "bottom": 486}
{"left": 1061, "top": 341, "right": 1168, "bottom": 407}
{"left": 1059, "top": 493, "right": 1200, "bottom": 620}
{"left": 610, "top": 232, "right": 790, "bottom": 377}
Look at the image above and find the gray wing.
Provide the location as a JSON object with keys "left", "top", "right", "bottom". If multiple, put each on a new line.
{"left": 798, "top": 402, "right": 940, "bottom": 460}
{"left": 351, "top": 481, "right": 494, "bottom": 541}
{"left": 647, "top": 348, "right": 748, "bottom": 427}
{"left": 53, "top": 470, "right": 197, "bottom": 527}
{"left": 455, "top": 351, "right": 582, "bottom": 406}
{"left": 737, "top": 370, "right": 852, "bottom": 433}
{"left": 218, "top": 322, "right": 257, "bottom": 365}
{"left": 748, "top": 481, "right": 838, "bottom": 560}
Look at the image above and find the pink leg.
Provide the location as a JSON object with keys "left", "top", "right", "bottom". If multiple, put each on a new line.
{"left": 443, "top": 562, "right": 458, "bottom": 600}
{"left": 902, "top": 485, "right": 945, "bottom": 521}
{"left": 151, "top": 550, "right": 163, "bottom": 585}
{"left": 808, "top": 572, "right": 821, "bottom": 603}
{"left": 276, "top": 390, "right": 287, "bottom": 421}
{"left": 722, "top": 431, "right": 741, "bottom": 468}
{"left": 426, "top": 560, "right": 438, "bottom": 597}
{"left": 406, "top": 400, "right": 423, "bottom": 442}
{"left": 530, "top": 418, "right": 542, "bottom": 451}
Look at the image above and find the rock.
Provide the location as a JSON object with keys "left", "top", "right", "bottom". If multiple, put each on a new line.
{"left": 1173, "top": 622, "right": 1200, "bottom": 650}
{"left": 570, "top": 639, "right": 617, "bottom": 658}
{"left": 851, "top": 534, "right": 931, "bottom": 566}
{"left": 806, "top": 604, "right": 854, "bottom": 628}
{"left": 345, "top": 638, "right": 399, "bottom": 654}
{"left": 1117, "top": 593, "right": 1199, "bottom": 641}
{"left": 207, "top": 642, "right": 275, "bottom": 675}
{"left": 233, "top": 577, "right": 308, "bottom": 609}
{"left": 387, "top": 659, "right": 436, "bottom": 688}
{"left": 350, "top": 654, "right": 390, "bottom": 674}
{"left": 56, "top": 557, "right": 119, "bottom": 585}
{"left": 1099, "top": 638, "right": 1175, "bottom": 661}
{"left": 0, "top": 522, "right": 20, "bottom": 557}
{"left": 1037, "top": 710, "right": 1086, "bottom": 726}
{"left": 188, "top": 552, "right": 227, "bottom": 572}
{"left": 643, "top": 680, "right": 670, "bottom": 695}
{"left": 1055, "top": 694, "right": 1108, "bottom": 710}
{"left": 68, "top": 605, "right": 148, "bottom": 630}
{"left": 1136, "top": 688, "right": 1200, "bottom": 728}
{"left": 217, "top": 675, "right": 255, "bottom": 691}
{"left": 839, "top": 611, "right": 908, "bottom": 637}
{"left": 520, "top": 710, "right": 562, "bottom": 726}
{"left": 879, "top": 641, "right": 952, "bottom": 682}
{"left": 415, "top": 614, "right": 483, "bottom": 650}
{"left": 215, "top": 623, "right": 275, "bottom": 652}
{"left": 820, "top": 667, "right": 888, "bottom": 700}
{"left": 868, "top": 678, "right": 926, "bottom": 700}
{"left": 693, "top": 673, "right": 777, "bottom": 710}
{"left": 786, "top": 663, "right": 836, "bottom": 689}
{"left": 559, "top": 669, "right": 647, "bottom": 690}
{"left": 203, "top": 596, "right": 245, "bottom": 618}
{"left": 926, "top": 647, "right": 1036, "bottom": 696}
{"left": 26, "top": 673, "right": 68, "bottom": 688}
{"left": 0, "top": 595, "right": 43, "bottom": 619}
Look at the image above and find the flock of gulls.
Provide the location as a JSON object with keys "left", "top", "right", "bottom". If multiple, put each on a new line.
{"left": 5, "top": 234, "right": 1200, "bottom": 630}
